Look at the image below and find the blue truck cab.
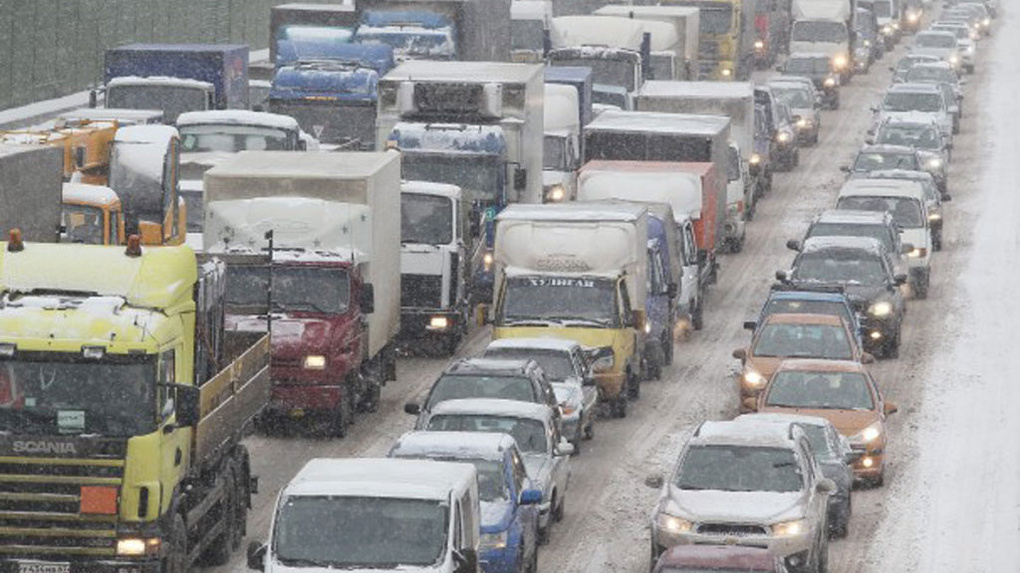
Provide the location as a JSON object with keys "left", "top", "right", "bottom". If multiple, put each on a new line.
{"left": 355, "top": 10, "right": 458, "bottom": 61}
{"left": 269, "top": 44, "right": 394, "bottom": 148}
{"left": 389, "top": 431, "right": 542, "bottom": 573}
{"left": 748, "top": 285, "right": 864, "bottom": 346}
{"left": 387, "top": 122, "right": 515, "bottom": 304}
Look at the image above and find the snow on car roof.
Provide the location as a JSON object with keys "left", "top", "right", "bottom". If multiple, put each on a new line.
{"left": 486, "top": 337, "right": 580, "bottom": 352}
{"left": 62, "top": 183, "right": 119, "bottom": 207}
{"left": 801, "top": 235, "right": 885, "bottom": 254}
{"left": 840, "top": 179, "right": 924, "bottom": 199}
{"left": 107, "top": 76, "right": 214, "bottom": 90}
{"left": 865, "top": 169, "right": 936, "bottom": 182}
{"left": 429, "top": 398, "right": 553, "bottom": 422}
{"left": 693, "top": 419, "right": 797, "bottom": 449}
{"left": 736, "top": 412, "right": 834, "bottom": 430}
{"left": 285, "top": 458, "right": 475, "bottom": 500}
{"left": 401, "top": 180, "right": 462, "bottom": 199}
{"left": 176, "top": 110, "right": 299, "bottom": 131}
{"left": 587, "top": 109, "right": 729, "bottom": 136}
{"left": 878, "top": 111, "right": 942, "bottom": 126}
{"left": 390, "top": 431, "right": 515, "bottom": 461}
{"left": 815, "top": 209, "right": 890, "bottom": 224}
{"left": 887, "top": 82, "right": 943, "bottom": 94}
{"left": 858, "top": 143, "right": 917, "bottom": 154}
{"left": 638, "top": 80, "right": 753, "bottom": 100}
{"left": 383, "top": 60, "right": 542, "bottom": 83}
{"left": 497, "top": 202, "right": 646, "bottom": 223}
{"left": 447, "top": 357, "right": 533, "bottom": 375}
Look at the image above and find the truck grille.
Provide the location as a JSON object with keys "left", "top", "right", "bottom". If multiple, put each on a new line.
{"left": 697, "top": 523, "right": 768, "bottom": 537}
{"left": 0, "top": 456, "right": 124, "bottom": 557}
{"left": 402, "top": 274, "right": 443, "bottom": 309}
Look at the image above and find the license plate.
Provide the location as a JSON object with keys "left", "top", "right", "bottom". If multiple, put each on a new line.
{"left": 19, "top": 562, "right": 70, "bottom": 573}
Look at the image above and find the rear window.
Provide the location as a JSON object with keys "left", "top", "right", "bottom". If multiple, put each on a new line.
{"left": 426, "top": 374, "right": 537, "bottom": 409}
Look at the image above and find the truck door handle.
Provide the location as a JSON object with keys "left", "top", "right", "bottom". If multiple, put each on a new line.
{"left": 175, "top": 448, "right": 183, "bottom": 466}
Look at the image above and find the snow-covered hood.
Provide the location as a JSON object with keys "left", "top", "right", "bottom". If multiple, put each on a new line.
{"left": 664, "top": 487, "right": 804, "bottom": 525}
{"left": 790, "top": 41, "right": 843, "bottom": 57}
{"left": 268, "top": 561, "right": 447, "bottom": 573}
{"left": 480, "top": 499, "right": 513, "bottom": 532}
{"left": 522, "top": 453, "right": 552, "bottom": 489}
{"left": 760, "top": 406, "right": 879, "bottom": 438}
{"left": 228, "top": 315, "right": 339, "bottom": 358}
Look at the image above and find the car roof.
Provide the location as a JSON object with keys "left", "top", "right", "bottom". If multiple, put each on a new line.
{"left": 284, "top": 458, "right": 475, "bottom": 500}
{"left": 737, "top": 412, "right": 834, "bottom": 430}
{"left": 774, "top": 358, "right": 868, "bottom": 373}
{"left": 801, "top": 235, "right": 886, "bottom": 255}
{"left": 878, "top": 112, "right": 942, "bottom": 127}
{"left": 767, "top": 289, "right": 850, "bottom": 303}
{"left": 839, "top": 178, "right": 924, "bottom": 197}
{"left": 886, "top": 82, "right": 943, "bottom": 94}
{"left": 691, "top": 418, "right": 801, "bottom": 449}
{"left": 446, "top": 357, "right": 535, "bottom": 377}
{"left": 814, "top": 209, "right": 894, "bottom": 225}
{"left": 857, "top": 143, "right": 918, "bottom": 154}
{"left": 762, "top": 312, "right": 845, "bottom": 326}
{"left": 656, "top": 545, "right": 779, "bottom": 570}
{"left": 389, "top": 431, "right": 516, "bottom": 462}
{"left": 909, "top": 61, "right": 955, "bottom": 71}
{"left": 865, "top": 169, "right": 936, "bottom": 183}
{"left": 485, "top": 337, "right": 580, "bottom": 353}
{"left": 429, "top": 398, "right": 553, "bottom": 422}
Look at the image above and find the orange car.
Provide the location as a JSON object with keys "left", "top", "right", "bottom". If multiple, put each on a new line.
{"left": 757, "top": 359, "right": 898, "bottom": 486}
{"left": 732, "top": 313, "right": 871, "bottom": 413}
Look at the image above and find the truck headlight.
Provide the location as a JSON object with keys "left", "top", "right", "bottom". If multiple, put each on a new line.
{"left": 483, "top": 251, "right": 494, "bottom": 271}
{"left": 721, "top": 68, "right": 732, "bottom": 77}
{"left": 749, "top": 153, "right": 762, "bottom": 165}
{"left": 929, "top": 212, "right": 942, "bottom": 221}
{"left": 743, "top": 369, "right": 766, "bottom": 387}
{"left": 852, "top": 422, "right": 883, "bottom": 444}
{"left": 796, "top": 117, "right": 810, "bottom": 129}
{"left": 544, "top": 185, "right": 566, "bottom": 203}
{"left": 869, "top": 301, "right": 893, "bottom": 317}
{"left": 776, "top": 131, "right": 791, "bottom": 144}
{"left": 480, "top": 530, "right": 508, "bottom": 551}
{"left": 772, "top": 519, "right": 807, "bottom": 537}
{"left": 428, "top": 316, "right": 450, "bottom": 331}
{"left": 908, "top": 247, "right": 927, "bottom": 258}
{"left": 116, "top": 537, "right": 161, "bottom": 556}
{"left": 967, "top": 45, "right": 976, "bottom": 54}
{"left": 754, "top": 39, "right": 765, "bottom": 50}
{"left": 982, "top": 17, "right": 991, "bottom": 26}
{"left": 927, "top": 158, "right": 942, "bottom": 170}
{"left": 832, "top": 54, "right": 848, "bottom": 69}
{"left": 907, "top": 11, "right": 920, "bottom": 22}
{"left": 824, "top": 77, "right": 837, "bottom": 88}
{"left": 656, "top": 513, "right": 693, "bottom": 534}
{"left": 303, "top": 355, "right": 326, "bottom": 370}
{"left": 882, "top": 24, "right": 894, "bottom": 35}
{"left": 949, "top": 54, "right": 960, "bottom": 64}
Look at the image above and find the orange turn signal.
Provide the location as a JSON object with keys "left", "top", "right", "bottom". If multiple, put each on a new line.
{"left": 80, "top": 486, "right": 119, "bottom": 515}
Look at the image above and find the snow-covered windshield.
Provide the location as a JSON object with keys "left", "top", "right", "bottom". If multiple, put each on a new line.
{"left": 354, "top": 29, "right": 454, "bottom": 58}
{"left": 501, "top": 276, "right": 619, "bottom": 327}
{"left": 269, "top": 102, "right": 374, "bottom": 147}
{"left": 675, "top": 445, "right": 803, "bottom": 493}
{"left": 916, "top": 33, "right": 957, "bottom": 48}
{"left": 402, "top": 154, "right": 502, "bottom": 202}
{"left": 905, "top": 66, "right": 956, "bottom": 84}
{"left": 273, "top": 496, "right": 447, "bottom": 567}
{"left": 767, "top": 371, "right": 875, "bottom": 411}
{"left": 426, "top": 374, "right": 538, "bottom": 410}
{"left": 225, "top": 265, "right": 351, "bottom": 314}
{"left": 401, "top": 193, "right": 453, "bottom": 245}
{"left": 752, "top": 323, "right": 854, "bottom": 360}
{"left": 784, "top": 57, "right": 832, "bottom": 75}
{"left": 852, "top": 151, "right": 920, "bottom": 172}
{"left": 550, "top": 58, "right": 636, "bottom": 92}
{"left": 485, "top": 349, "right": 576, "bottom": 381}
{"left": 800, "top": 425, "right": 839, "bottom": 462}
{"left": 807, "top": 222, "right": 896, "bottom": 252}
{"left": 882, "top": 92, "right": 943, "bottom": 112}
{"left": 837, "top": 196, "right": 924, "bottom": 228}
{"left": 544, "top": 134, "right": 568, "bottom": 171}
{"left": 873, "top": 0, "right": 893, "bottom": 17}
{"left": 792, "top": 21, "right": 848, "bottom": 42}
{"left": 0, "top": 356, "right": 156, "bottom": 436}
{"left": 179, "top": 125, "right": 292, "bottom": 153}
{"left": 876, "top": 124, "right": 941, "bottom": 149}
{"left": 793, "top": 251, "right": 888, "bottom": 286}
{"left": 106, "top": 85, "right": 208, "bottom": 124}
{"left": 771, "top": 85, "right": 814, "bottom": 109}
{"left": 61, "top": 205, "right": 105, "bottom": 244}
{"left": 511, "top": 19, "right": 545, "bottom": 51}
{"left": 428, "top": 415, "right": 548, "bottom": 454}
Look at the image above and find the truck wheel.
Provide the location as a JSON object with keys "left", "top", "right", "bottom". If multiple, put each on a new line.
{"left": 165, "top": 514, "right": 189, "bottom": 573}
{"left": 204, "top": 469, "right": 241, "bottom": 565}
{"left": 443, "top": 333, "right": 461, "bottom": 356}
{"left": 357, "top": 381, "right": 381, "bottom": 414}
{"left": 691, "top": 299, "right": 704, "bottom": 331}
{"left": 662, "top": 334, "right": 674, "bottom": 366}
{"left": 330, "top": 389, "right": 354, "bottom": 438}
{"left": 612, "top": 396, "right": 628, "bottom": 418}
{"left": 884, "top": 329, "right": 901, "bottom": 359}
{"left": 627, "top": 371, "right": 641, "bottom": 400}
{"left": 914, "top": 271, "right": 930, "bottom": 299}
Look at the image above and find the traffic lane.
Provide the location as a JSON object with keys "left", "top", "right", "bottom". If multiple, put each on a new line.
{"left": 535, "top": 44, "right": 915, "bottom": 572}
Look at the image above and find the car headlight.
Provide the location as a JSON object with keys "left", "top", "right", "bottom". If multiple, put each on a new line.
{"left": 869, "top": 301, "right": 893, "bottom": 317}
{"left": 824, "top": 77, "right": 837, "bottom": 87}
{"left": 771, "top": 519, "right": 807, "bottom": 537}
{"left": 864, "top": 39, "right": 872, "bottom": 47}
{"left": 776, "top": 131, "right": 791, "bottom": 143}
{"left": 852, "top": 421, "right": 883, "bottom": 444}
{"left": 908, "top": 247, "right": 927, "bottom": 258}
{"left": 832, "top": 54, "right": 848, "bottom": 69}
{"left": 480, "top": 530, "right": 508, "bottom": 551}
{"left": 749, "top": 153, "right": 762, "bottom": 165}
{"left": 545, "top": 184, "right": 566, "bottom": 202}
{"left": 929, "top": 212, "right": 942, "bottom": 221}
{"left": 796, "top": 117, "right": 810, "bottom": 129}
{"left": 967, "top": 45, "right": 976, "bottom": 54}
{"left": 927, "top": 158, "right": 943, "bottom": 170}
{"left": 949, "top": 54, "right": 960, "bottom": 64}
{"left": 743, "top": 369, "right": 766, "bottom": 387}
{"left": 656, "top": 513, "right": 694, "bottom": 534}
{"left": 907, "top": 12, "right": 920, "bottom": 22}
{"left": 754, "top": 39, "right": 765, "bottom": 50}
{"left": 428, "top": 316, "right": 450, "bottom": 331}
{"left": 483, "top": 251, "right": 494, "bottom": 271}
{"left": 303, "top": 355, "right": 326, "bottom": 370}
{"left": 983, "top": 17, "right": 991, "bottom": 26}
{"left": 892, "top": 21, "right": 900, "bottom": 30}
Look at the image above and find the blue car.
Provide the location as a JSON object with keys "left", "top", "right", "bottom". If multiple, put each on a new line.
{"left": 389, "top": 431, "right": 542, "bottom": 573}
{"left": 747, "top": 285, "right": 863, "bottom": 346}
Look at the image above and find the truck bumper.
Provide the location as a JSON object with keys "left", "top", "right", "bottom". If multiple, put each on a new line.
{"left": 268, "top": 383, "right": 342, "bottom": 416}
{"left": 398, "top": 309, "right": 464, "bottom": 339}
{"left": 1, "top": 558, "right": 161, "bottom": 573}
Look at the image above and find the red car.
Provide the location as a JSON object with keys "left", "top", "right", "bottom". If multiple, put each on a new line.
{"left": 653, "top": 545, "right": 789, "bottom": 573}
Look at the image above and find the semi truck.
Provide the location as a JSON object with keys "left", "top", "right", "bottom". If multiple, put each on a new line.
{"left": 654, "top": 0, "right": 757, "bottom": 80}
{"left": 399, "top": 181, "right": 472, "bottom": 354}
{"left": 0, "top": 119, "right": 118, "bottom": 185}
{"left": 593, "top": 5, "right": 702, "bottom": 80}
{"left": 492, "top": 203, "right": 649, "bottom": 418}
{"left": 0, "top": 144, "right": 63, "bottom": 243}
{"left": 635, "top": 80, "right": 759, "bottom": 250}
{"left": 108, "top": 125, "right": 186, "bottom": 246}
{"left": 542, "top": 83, "right": 582, "bottom": 203}
{"left": 378, "top": 61, "right": 544, "bottom": 303}
{"left": 102, "top": 44, "right": 250, "bottom": 123}
{"left": 0, "top": 240, "right": 270, "bottom": 573}
{"left": 752, "top": 0, "right": 792, "bottom": 67}
{"left": 511, "top": 0, "right": 553, "bottom": 63}
{"left": 203, "top": 151, "right": 401, "bottom": 437}
{"left": 790, "top": 0, "right": 855, "bottom": 81}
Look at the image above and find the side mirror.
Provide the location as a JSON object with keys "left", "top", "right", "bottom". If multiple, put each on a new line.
{"left": 785, "top": 239, "right": 801, "bottom": 252}
{"left": 644, "top": 474, "right": 665, "bottom": 489}
{"left": 514, "top": 167, "right": 527, "bottom": 191}
{"left": 582, "top": 375, "right": 597, "bottom": 387}
{"left": 404, "top": 402, "right": 421, "bottom": 415}
{"left": 742, "top": 397, "right": 759, "bottom": 412}
{"left": 816, "top": 477, "right": 837, "bottom": 495}
{"left": 775, "top": 269, "right": 790, "bottom": 282}
{"left": 520, "top": 488, "right": 543, "bottom": 505}
{"left": 861, "top": 352, "right": 876, "bottom": 364}
{"left": 839, "top": 165, "right": 852, "bottom": 173}
{"left": 360, "top": 283, "right": 375, "bottom": 314}
{"left": 590, "top": 347, "right": 614, "bottom": 373}
{"left": 732, "top": 348, "right": 747, "bottom": 361}
{"left": 894, "top": 273, "right": 909, "bottom": 285}
{"left": 884, "top": 401, "right": 899, "bottom": 415}
{"left": 555, "top": 439, "right": 575, "bottom": 457}
{"left": 941, "top": 193, "right": 952, "bottom": 202}
{"left": 631, "top": 309, "right": 647, "bottom": 332}
{"left": 742, "top": 320, "right": 757, "bottom": 331}
{"left": 666, "top": 282, "right": 678, "bottom": 299}
{"left": 175, "top": 385, "right": 201, "bottom": 427}
{"left": 247, "top": 542, "right": 267, "bottom": 571}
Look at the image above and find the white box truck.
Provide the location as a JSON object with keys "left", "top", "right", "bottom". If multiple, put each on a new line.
{"left": 593, "top": 5, "right": 701, "bottom": 80}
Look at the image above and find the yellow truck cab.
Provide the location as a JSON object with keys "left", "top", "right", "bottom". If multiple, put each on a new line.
{"left": 0, "top": 120, "right": 119, "bottom": 185}
{"left": 61, "top": 183, "right": 126, "bottom": 245}
{"left": 0, "top": 238, "right": 269, "bottom": 573}
{"left": 491, "top": 203, "right": 648, "bottom": 418}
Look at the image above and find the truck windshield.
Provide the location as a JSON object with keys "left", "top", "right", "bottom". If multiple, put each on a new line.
{"left": 501, "top": 276, "right": 618, "bottom": 328}
{"left": 543, "top": 134, "right": 568, "bottom": 171}
{"left": 179, "top": 125, "right": 293, "bottom": 153}
{"left": 354, "top": 29, "right": 454, "bottom": 59}
{"left": 274, "top": 496, "right": 447, "bottom": 568}
{"left": 0, "top": 356, "right": 156, "bottom": 437}
{"left": 402, "top": 154, "right": 501, "bottom": 203}
{"left": 586, "top": 132, "right": 712, "bottom": 162}
{"left": 550, "top": 59, "right": 636, "bottom": 92}
{"left": 792, "top": 21, "right": 848, "bottom": 43}
{"left": 269, "top": 101, "right": 374, "bottom": 147}
{"left": 402, "top": 193, "right": 454, "bottom": 245}
{"left": 511, "top": 20, "right": 546, "bottom": 51}
{"left": 427, "top": 414, "right": 548, "bottom": 454}
{"left": 225, "top": 266, "right": 351, "bottom": 314}
{"left": 697, "top": 5, "right": 734, "bottom": 34}
{"left": 873, "top": 0, "right": 893, "bottom": 17}
{"left": 106, "top": 86, "right": 208, "bottom": 124}
{"left": 61, "top": 205, "right": 105, "bottom": 244}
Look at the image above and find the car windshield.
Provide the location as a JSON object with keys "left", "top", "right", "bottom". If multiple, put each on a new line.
{"left": 793, "top": 251, "right": 888, "bottom": 286}
{"left": 426, "top": 374, "right": 538, "bottom": 410}
{"left": 402, "top": 154, "right": 501, "bottom": 203}
{"left": 785, "top": 57, "right": 831, "bottom": 74}
{"left": 501, "top": 276, "right": 619, "bottom": 328}
{"left": 273, "top": 496, "right": 446, "bottom": 568}
{"left": 106, "top": 85, "right": 208, "bottom": 124}
{"left": 179, "top": 125, "right": 292, "bottom": 153}
{"left": 882, "top": 92, "right": 943, "bottom": 112}
{"left": 916, "top": 33, "right": 957, "bottom": 48}
{"left": 808, "top": 222, "right": 895, "bottom": 252}
{"left": 800, "top": 425, "right": 840, "bottom": 462}
{"left": 752, "top": 323, "right": 854, "bottom": 360}
{"left": 0, "top": 354, "right": 156, "bottom": 437}
{"left": 549, "top": 58, "right": 636, "bottom": 92}
{"left": 771, "top": 85, "right": 814, "bottom": 109}
{"left": 484, "top": 349, "right": 576, "bottom": 381}
{"left": 932, "top": 25, "right": 968, "bottom": 39}
{"left": 401, "top": 193, "right": 454, "bottom": 245}
{"left": 427, "top": 415, "right": 548, "bottom": 454}
{"left": 225, "top": 265, "right": 351, "bottom": 314}
{"left": 876, "top": 124, "right": 941, "bottom": 149}
{"left": 766, "top": 371, "right": 876, "bottom": 410}
{"left": 675, "top": 445, "right": 803, "bottom": 493}
{"left": 792, "top": 21, "right": 848, "bottom": 42}
{"left": 905, "top": 66, "right": 955, "bottom": 84}
{"left": 837, "top": 196, "right": 924, "bottom": 228}
{"left": 763, "top": 298, "right": 853, "bottom": 327}
{"left": 852, "top": 151, "right": 920, "bottom": 171}
{"left": 61, "top": 205, "right": 105, "bottom": 244}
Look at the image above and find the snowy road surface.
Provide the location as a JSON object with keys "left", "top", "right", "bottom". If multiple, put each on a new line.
{"left": 205, "top": 9, "right": 1014, "bottom": 573}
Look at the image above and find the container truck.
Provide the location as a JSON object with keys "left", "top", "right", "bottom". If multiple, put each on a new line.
{"left": 593, "top": 5, "right": 702, "bottom": 80}
{"left": 0, "top": 144, "right": 63, "bottom": 243}
{"left": 101, "top": 44, "right": 250, "bottom": 123}
{"left": 491, "top": 203, "right": 649, "bottom": 418}
{"left": 653, "top": 0, "right": 757, "bottom": 80}
{"left": 0, "top": 239, "right": 270, "bottom": 573}
{"left": 511, "top": 0, "right": 553, "bottom": 63}
{"left": 542, "top": 83, "right": 582, "bottom": 203}
{"left": 636, "top": 80, "right": 759, "bottom": 250}
{"left": 399, "top": 181, "right": 473, "bottom": 354}
{"left": 752, "top": 0, "right": 792, "bottom": 67}
{"left": 270, "top": 3, "right": 359, "bottom": 65}
{"left": 790, "top": 0, "right": 855, "bottom": 81}
{"left": 378, "top": 61, "right": 544, "bottom": 304}
{"left": 203, "top": 151, "right": 400, "bottom": 437}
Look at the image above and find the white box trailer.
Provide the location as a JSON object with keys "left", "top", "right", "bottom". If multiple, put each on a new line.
{"left": 593, "top": 5, "right": 701, "bottom": 80}
{"left": 0, "top": 144, "right": 63, "bottom": 243}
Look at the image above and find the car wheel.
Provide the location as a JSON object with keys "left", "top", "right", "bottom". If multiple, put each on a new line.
{"left": 885, "top": 328, "right": 901, "bottom": 359}
{"left": 793, "top": 148, "right": 801, "bottom": 167}
{"left": 553, "top": 492, "right": 565, "bottom": 522}
{"left": 933, "top": 231, "right": 943, "bottom": 252}
{"left": 914, "top": 271, "right": 930, "bottom": 299}
{"left": 584, "top": 418, "right": 595, "bottom": 440}
{"left": 526, "top": 540, "right": 539, "bottom": 573}
{"left": 613, "top": 395, "right": 628, "bottom": 418}
{"left": 330, "top": 386, "right": 355, "bottom": 438}
{"left": 662, "top": 334, "right": 674, "bottom": 366}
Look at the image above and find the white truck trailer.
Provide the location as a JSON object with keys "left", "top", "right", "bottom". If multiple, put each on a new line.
{"left": 0, "top": 144, "right": 63, "bottom": 243}
{"left": 790, "top": 0, "right": 854, "bottom": 80}
{"left": 542, "top": 83, "right": 582, "bottom": 203}
{"left": 593, "top": 5, "right": 702, "bottom": 81}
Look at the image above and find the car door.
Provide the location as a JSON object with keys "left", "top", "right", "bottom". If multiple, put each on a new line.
{"left": 680, "top": 221, "right": 699, "bottom": 313}
{"left": 548, "top": 420, "right": 570, "bottom": 498}
{"left": 509, "top": 449, "right": 539, "bottom": 558}
{"left": 798, "top": 439, "right": 829, "bottom": 532}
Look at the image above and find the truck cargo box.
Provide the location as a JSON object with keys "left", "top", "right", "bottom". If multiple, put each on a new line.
{"left": 0, "top": 144, "right": 63, "bottom": 243}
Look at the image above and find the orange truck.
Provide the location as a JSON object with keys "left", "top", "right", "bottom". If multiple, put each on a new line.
{"left": 0, "top": 119, "right": 118, "bottom": 185}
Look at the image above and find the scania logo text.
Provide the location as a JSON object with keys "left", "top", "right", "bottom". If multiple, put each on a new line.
{"left": 12, "top": 441, "right": 77, "bottom": 455}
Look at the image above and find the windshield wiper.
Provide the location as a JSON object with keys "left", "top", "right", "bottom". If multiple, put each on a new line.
{"left": 501, "top": 318, "right": 560, "bottom": 327}
{"left": 544, "top": 316, "right": 612, "bottom": 327}
{"left": 277, "top": 557, "right": 337, "bottom": 568}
